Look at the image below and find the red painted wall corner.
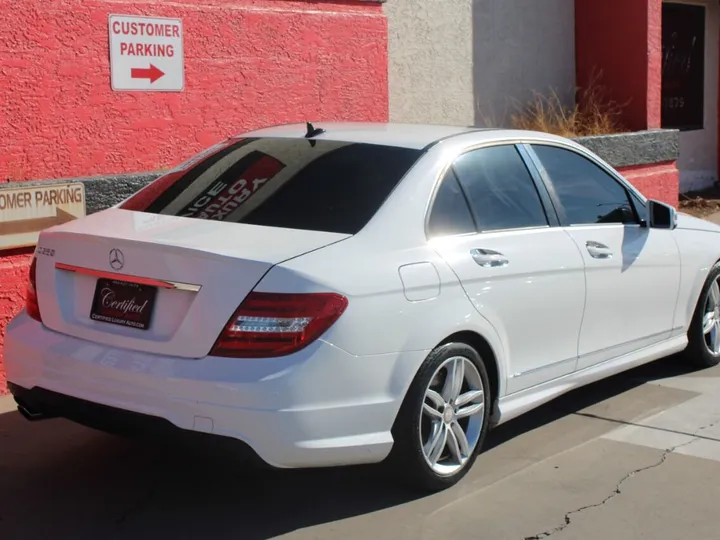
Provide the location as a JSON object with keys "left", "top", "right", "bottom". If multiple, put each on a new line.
{"left": 619, "top": 161, "right": 680, "bottom": 208}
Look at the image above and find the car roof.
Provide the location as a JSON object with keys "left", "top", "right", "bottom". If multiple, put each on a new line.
{"left": 237, "top": 122, "right": 572, "bottom": 150}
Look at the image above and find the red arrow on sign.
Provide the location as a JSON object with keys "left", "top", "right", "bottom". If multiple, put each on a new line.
{"left": 131, "top": 64, "right": 165, "bottom": 83}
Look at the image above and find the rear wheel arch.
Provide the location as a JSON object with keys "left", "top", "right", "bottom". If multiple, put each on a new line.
{"left": 387, "top": 332, "right": 498, "bottom": 490}
{"left": 437, "top": 331, "right": 501, "bottom": 417}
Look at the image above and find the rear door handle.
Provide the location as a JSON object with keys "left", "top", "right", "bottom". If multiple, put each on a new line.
{"left": 585, "top": 240, "right": 613, "bottom": 259}
{"left": 471, "top": 248, "right": 509, "bottom": 268}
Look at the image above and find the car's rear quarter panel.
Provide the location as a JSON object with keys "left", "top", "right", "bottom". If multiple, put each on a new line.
{"left": 258, "top": 235, "right": 509, "bottom": 398}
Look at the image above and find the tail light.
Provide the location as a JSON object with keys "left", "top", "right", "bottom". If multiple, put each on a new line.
{"left": 210, "top": 292, "right": 348, "bottom": 358}
{"left": 26, "top": 257, "right": 42, "bottom": 322}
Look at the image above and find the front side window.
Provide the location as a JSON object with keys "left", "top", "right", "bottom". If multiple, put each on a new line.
{"left": 630, "top": 191, "right": 648, "bottom": 223}
{"left": 120, "top": 138, "right": 422, "bottom": 235}
{"left": 451, "top": 145, "right": 549, "bottom": 232}
{"left": 530, "top": 145, "right": 637, "bottom": 226}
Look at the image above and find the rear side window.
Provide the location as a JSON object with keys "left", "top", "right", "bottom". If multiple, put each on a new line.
{"left": 120, "top": 138, "right": 422, "bottom": 235}
{"left": 452, "top": 145, "right": 549, "bottom": 232}
{"left": 428, "top": 171, "right": 476, "bottom": 237}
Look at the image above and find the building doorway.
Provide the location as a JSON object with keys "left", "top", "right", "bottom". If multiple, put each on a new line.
{"left": 662, "top": 1, "right": 719, "bottom": 192}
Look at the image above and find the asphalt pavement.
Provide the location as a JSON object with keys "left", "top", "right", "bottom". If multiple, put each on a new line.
{"left": 1, "top": 353, "right": 719, "bottom": 540}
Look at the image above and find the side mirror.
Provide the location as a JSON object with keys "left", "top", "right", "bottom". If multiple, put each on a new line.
{"left": 647, "top": 199, "right": 677, "bottom": 230}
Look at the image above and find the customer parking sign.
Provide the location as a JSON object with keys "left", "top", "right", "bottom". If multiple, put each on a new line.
{"left": 108, "top": 14, "right": 185, "bottom": 92}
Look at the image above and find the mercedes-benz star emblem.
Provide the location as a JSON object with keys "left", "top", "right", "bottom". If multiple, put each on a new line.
{"left": 109, "top": 248, "right": 125, "bottom": 271}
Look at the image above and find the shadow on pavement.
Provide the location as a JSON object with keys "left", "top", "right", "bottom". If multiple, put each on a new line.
{"left": 0, "top": 354, "right": 699, "bottom": 540}
{"left": 486, "top": 353, "right": 697, "bottom": 451}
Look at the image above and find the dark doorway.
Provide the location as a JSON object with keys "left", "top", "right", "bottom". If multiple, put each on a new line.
{"left": 661, "top": 3, "right": 706, "bottom": 131}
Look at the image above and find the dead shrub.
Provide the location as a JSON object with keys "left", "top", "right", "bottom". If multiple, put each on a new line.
{"left": 509, "top": 73, "right": 627, "bottom": 137}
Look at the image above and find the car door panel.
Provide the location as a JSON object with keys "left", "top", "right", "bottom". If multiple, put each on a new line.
{"left": 427, "top": 144, "right": 586, "bottom": 394}
{"left": 432, "top": 228, "right": 586, "bottom": 393}
{"left": 563, "top": 224, "right": 680, "bottom": 369}
{"left": 526, "top": 143, "right": 682, "bottom": 369}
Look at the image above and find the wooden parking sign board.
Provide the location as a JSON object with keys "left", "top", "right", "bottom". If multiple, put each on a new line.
{"left": 0, "top": 183, "right": 86, "bottom": 250}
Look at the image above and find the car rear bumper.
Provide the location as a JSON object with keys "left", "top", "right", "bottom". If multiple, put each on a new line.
{"left": 5, "top": 311, "right": 429, "bottom": 468}
{"left": 8, "top": 382, "right": 263, "bottom": 462}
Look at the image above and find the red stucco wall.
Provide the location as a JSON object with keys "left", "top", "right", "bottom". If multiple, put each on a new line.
{"left": 619, "top": 161, "right": 680, "bottom": 208}
{"left": 0, "top": 250, "right": 32, "bottom": 394}
{"left": 0, "top": 0, "right": 388, "bottom": 181}
{"left": 575, "top": 0, "right": 662, "bottom": 131}
{"left": 646, "top": 0, "right": 662, "bottom": 129}
{"left": 0, "top": 0, "right": 388, "bottom": 393}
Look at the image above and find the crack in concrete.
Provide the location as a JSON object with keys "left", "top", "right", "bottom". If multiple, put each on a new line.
{"left": 523, "top": 419, "right": 720, "bottom": 540}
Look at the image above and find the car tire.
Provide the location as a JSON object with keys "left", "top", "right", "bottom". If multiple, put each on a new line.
{"left": 388, "top": 342, "right": 492, "bottom": 492}
{"left": 682, "top": 261, "right": 720, "bottom": 369}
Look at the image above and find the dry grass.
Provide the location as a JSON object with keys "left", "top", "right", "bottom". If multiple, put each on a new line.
{"left": 679, "top": 185, "right": 720, "bottom": 218}
{"left": 679, "top": 196, "right": 720, "bottom": 217}
{"left": 509, "top": 73, "right": 626, "bottom": 138}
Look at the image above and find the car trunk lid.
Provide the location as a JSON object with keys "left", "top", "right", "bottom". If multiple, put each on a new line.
{"left": 33, "top": 209, "right": 349, "bottom": 358}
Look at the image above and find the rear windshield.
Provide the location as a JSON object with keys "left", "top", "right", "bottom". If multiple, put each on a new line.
{"left": 120, "top": 138, "right": 422, "bottom": 235}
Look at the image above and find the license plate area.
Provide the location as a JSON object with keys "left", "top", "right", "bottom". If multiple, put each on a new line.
{"left": 90, "top": 278, "right": 158, "bottom": 330}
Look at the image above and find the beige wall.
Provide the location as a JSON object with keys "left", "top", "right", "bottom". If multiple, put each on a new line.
{"left": 386, "top": 0, "right": 576, "bottom": 127}
{"left": 472, "top": 0, "right": 576, "bottom": 127}
{"left": 386, "top": 0, "right": 475, "bottom": 125}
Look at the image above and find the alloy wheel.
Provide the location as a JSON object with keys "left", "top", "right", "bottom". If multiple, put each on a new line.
{"left": 703, "top": 278, "right": 720, "bottom": 355}
{"left": 419, "top": 355, "right": 486, "bottom": 477}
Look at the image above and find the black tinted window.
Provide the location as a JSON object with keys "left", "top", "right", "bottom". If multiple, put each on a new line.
{"left": 120, "top": 138, "right": 422, "bottom": 235}
{"left": 531, "top": 145, "right": 637, "bottom": 225}
{"left": 630, "top": 191, "right": 648, "bottom": 223}
{"left": 428, "top": 172, "right": 476, "bottom": 237}
{"left": 452, "top": 145, "right": 548, "bottom": 232}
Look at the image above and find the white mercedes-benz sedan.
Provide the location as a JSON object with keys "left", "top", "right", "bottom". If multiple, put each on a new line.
{"left": 5, "top": 123, "right": 720, "bottom": 491}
